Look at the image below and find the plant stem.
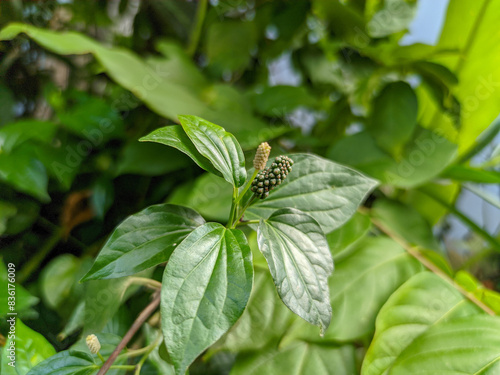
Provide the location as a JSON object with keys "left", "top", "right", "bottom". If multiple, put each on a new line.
{"left": 134, "top": 334, "right": 162, "bottom": 375}
{"left": 233, "top": 195, "right": 257, "bottom": 227}
{"left": 236, "top": 220, "right": 260, "bottom": 227}
{"left": 186, "top": 0, "right": 208, "bottom": 57}
{"left": 227, "top": 187, "right": 238, "bottom": 228}
{"left": 97, "top": 292, "right": 161, "bottom": 375}
{"left": 97, "top": 352, "right": 106, "bottom": 363}
{"left": 17, "top": 228, "right": 63, "bottom": 283}
{"left": 418, "top": 187, "right": 500, "bottom": 251}
{"left": 371, "top": 216, "right": 496, "bottom": 316}
{"left": 128, "top": 277, "right": 162, "bottom": 290}
{"left": 235, "top": 169, "right": 259, "bottom": 205}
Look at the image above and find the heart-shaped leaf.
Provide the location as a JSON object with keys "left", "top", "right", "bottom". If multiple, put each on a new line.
{"left": 139, "top": 125, "right": 221, "bottom": 177}
{"left": 81, "top": 204, "right": 205, "bottom": 281}
{"left": 247, "top": 154, "right": 378, "bottom": 233}
{"left": 362, "top": 272, "right": 483, "bottom": 375}
{"left": 161, "top": 223, "right": 253, "bottom": 375}
{"left": 258, "top": 208, "right": 333, "bottom": 334}
{"left": 179, "top": 115, "right": 246, "bottom": 187}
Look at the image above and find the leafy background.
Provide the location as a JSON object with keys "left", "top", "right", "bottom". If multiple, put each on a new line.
{"left": 1, "top": 0, "right": 500, "bottom": 374}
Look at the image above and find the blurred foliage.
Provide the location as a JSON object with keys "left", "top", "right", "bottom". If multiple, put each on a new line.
{"left": 0, "top": 0, "right": 500, "bottom": 374}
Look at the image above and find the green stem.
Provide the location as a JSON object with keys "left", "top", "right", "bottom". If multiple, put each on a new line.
{"left": 97, "top": 352, "right": 106, "bottom": 363}
{"left": 109, "top": 365, "right": 136, "bottom": 370}
{"left": 226, "top": 187, "right": 238, "bottom": 228}
{"left": 134, "top": 335, "right": 162, "bottom": 375}
{"left": 18, "top": 228, "right": 63, "bottom": 283}
{"left": 418, "top": 187, "right": 500, "bottom": 251}
{"left": 236, "top": 220, "right": 260, "bottom": 227}
{"left": 127, "top": 277, "right": 162, "bottom": 290}
{"left": 459, "top": 118, "right": 500, "bottom": 163}
{"left": 233, "top": 195, "right": 257, "bottom": 228}
{"left": 186, "top": 0, "right": 208, "bottom": 57}
{"left": 236, "top": 169, "right": 259, "bottom": 205}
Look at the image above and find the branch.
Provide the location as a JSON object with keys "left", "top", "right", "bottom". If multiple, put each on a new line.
{"left": 97, "top": 291, "right": 161, "bottom": 375}
{"left": 371, "top": 217, "right": 496, "bottom": 316}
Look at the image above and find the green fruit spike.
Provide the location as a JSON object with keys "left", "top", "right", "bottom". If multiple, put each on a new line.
{"left": 252, "top": 155, "right": 293, "bottom": 199}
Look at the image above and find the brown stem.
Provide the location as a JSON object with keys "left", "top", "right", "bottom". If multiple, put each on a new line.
{"left": 371, "top": 217, "right": 496, "bottom": 316}
{"left": 97, "top": 291, "right": 161, "bottom": 375}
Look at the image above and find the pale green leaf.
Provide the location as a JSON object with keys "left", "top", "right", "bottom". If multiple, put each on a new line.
{"left": 362, "top": 272, "right": 482, "bottom": 375}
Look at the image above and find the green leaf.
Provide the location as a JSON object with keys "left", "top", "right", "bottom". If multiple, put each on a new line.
{"left": 283, "top": 237, "right": 423, "bottom": 343}
{"left": 434, "top": 0, "right": 500, "bottom": 155}
{"left": 371, "top": 198, "right": 441, "bottom": 251}
{"left": 0, "top": 120, "right": 57, "bottom": 154}
{"left": 0, "top": 259, "right": 39, "bottom": 315}
{"left": 366, "top": 0, "right": 417, "bottom": 38}
{"left": 205, "top": 20, "right": 257, "bottom": 73}
{"left": 369, "top": 81, "right": 418, "bottom": 155}
{"left": 441, "top": 164, "right": 500, "bottom": 183}
{"left": 231, "top": 342, "right": 357, "bottom": 375}
{"left": 362, "top": 272, "right": 482, "bottom": 375}
{"left": 178, "top": 115, "right": 246, "bottom": 187}
{"left": 257, "top": 208, "right": 333, "bottom": 333}
{"left": 161, "top": 223, "right": 253, "bottom": 375}
{"left": 139, "top": 125, "right": 221, "bottom": 177}
{"left": 1, "top": 319, "right": 56, "bottom": 375}
{"left": 40, "top": 254, "right": 81, "bottom": 309}
{"left": 26, "top": 350, "right": 97, "bottom": 375}
{"left": 386, "top": 316, "right": 500, "bottom": 374}
{"left": 328, "top": 129, "right": 458, "bottom": 188}
{"left": 0, "top": 201, "right": 17, "bottom": 235}
{"left": 247, "top": 153, "right": 378, "bottom": 233}
{"left": 251, "top": 86, "right": 317, "bottom": 116}
{"left": 326, "top": 211, "right": 371, "bottom": 260}
{"left": 81, "top": 204, "right": 205, "bottom": 281}
{"left": 0, "top": 146, "right": 49, "bottom": 202}
{"left": 168, "top": 173, "right": 232, "bottom": 223}
{"left": 0, "top": 24, "right": 267, "bottom": 135}
{"left": 213, "top": 269, "right": 296, "bottom": 354}
{"left": 115, "top": 141, "right": 191, "bottom": 176}
{"left": 454, "top": 270, "right": 500, "bottom": 314}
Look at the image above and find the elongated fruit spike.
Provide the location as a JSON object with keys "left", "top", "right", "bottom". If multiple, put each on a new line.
{"left": 251, "top": 155, "right": 293, "bottom": 199}
{"left": 86, "top": 334, "right": 101, "bottom": 354}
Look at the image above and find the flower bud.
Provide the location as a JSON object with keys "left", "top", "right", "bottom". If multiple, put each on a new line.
{"left": 86, "top": 334, "right": 101, "bottom": 354}
{"left": 253, "top": 142, "right": 271, "bottom": 170}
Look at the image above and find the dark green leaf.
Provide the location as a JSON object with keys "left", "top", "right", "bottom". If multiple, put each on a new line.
{"left": 0, "top": 121, "right": 57, "bottom": 154}
{"left": 26, "top": 350, "right": 97, "bottom": 375}
{"left": 0, "top": 146, "right": 49, "bottom": 202}
{"left": 213, "top": 269, "right": 296, "bottom": 354}
{"left": 251, "top": 86, "right": 317, "bottom": 116}
{"left": 247, "top": 153, "right": 378, "bottom": 233}
{"left": 161, "top": 223, "right": 253, "bottom": 375}
{"left": 369, "top": 81, "right": 418, "bottom": 155}
{"left": 258, "top": 208, "right": 333, "bottom": 333}
{"left": 115, "top": 141, "right": 191, "bottom": 176}
{"left": 81, "top": 204, "right": 205, "bottom": 281}
{"left": 179, "top": 115, "right": 246, "bottom": 187}
{"left": 140, "top": 125, "right": 221, "bottom": 177}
